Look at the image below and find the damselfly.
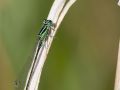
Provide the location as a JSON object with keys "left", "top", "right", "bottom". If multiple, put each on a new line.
{"left": 15, "top": 19, "right": 55, "bottom": 90}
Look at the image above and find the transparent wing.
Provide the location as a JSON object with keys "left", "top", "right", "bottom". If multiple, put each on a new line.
{"left": 14, "top": 38, "right": 43, "bottom": 90}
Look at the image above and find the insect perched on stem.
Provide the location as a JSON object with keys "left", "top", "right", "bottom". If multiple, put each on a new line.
{"left": 15, "top": 19, "right": 55, "bottom": 90}
{"left": 25, "top": 19, "right": 55, "bottom": 89}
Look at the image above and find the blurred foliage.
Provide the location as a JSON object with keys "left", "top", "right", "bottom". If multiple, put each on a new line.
{"left": 0, "top": 0, "right": 120, "bottom": 90}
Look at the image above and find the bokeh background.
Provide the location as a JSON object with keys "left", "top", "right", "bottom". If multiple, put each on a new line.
{"left": 0, "top": 0, "right": 120, "bottom": 90}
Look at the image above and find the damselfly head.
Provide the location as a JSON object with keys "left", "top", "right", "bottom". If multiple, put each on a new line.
{"left": 43, "top": 19, "right": 53, "bottom": 27}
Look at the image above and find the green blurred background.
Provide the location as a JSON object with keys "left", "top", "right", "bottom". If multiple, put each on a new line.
{"left": 0, "top": 0, "right": 120, "bottom": 90}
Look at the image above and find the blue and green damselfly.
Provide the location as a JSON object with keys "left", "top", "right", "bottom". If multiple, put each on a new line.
{"left": 26, "top": 19, "right": 55, "bottom": 89}
{"left": 15, "top": 19, "right": 55, "bottom": 90}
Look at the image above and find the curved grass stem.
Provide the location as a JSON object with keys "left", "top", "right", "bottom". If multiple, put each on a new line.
{"left": 114, "top": 41, "right": 120, "bottom": 90}
{"left": 24, "top": 0, "right": 76, "bottom": 90}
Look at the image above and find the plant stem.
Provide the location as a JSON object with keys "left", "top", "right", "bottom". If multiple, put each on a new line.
{"left": 114, "top": 41, "right": 120, "bottom": 90}
{"left": 24, "top": 0, "right": 76, "bottom": 90}
{"left": 118, "top": 0, "right": 120, "bottom": 6}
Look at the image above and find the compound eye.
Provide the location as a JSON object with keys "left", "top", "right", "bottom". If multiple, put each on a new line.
{"left": 43, "top": 19, "right": 47, "bottom": 24}
{"left": 49, "top": 20, "right": 53, "bottom": 24}
{"left": 48, "top": 20, "right": 53, "bottom": 25}
{"left": 49, "top": 20, "right": 52, "bottom": 22}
